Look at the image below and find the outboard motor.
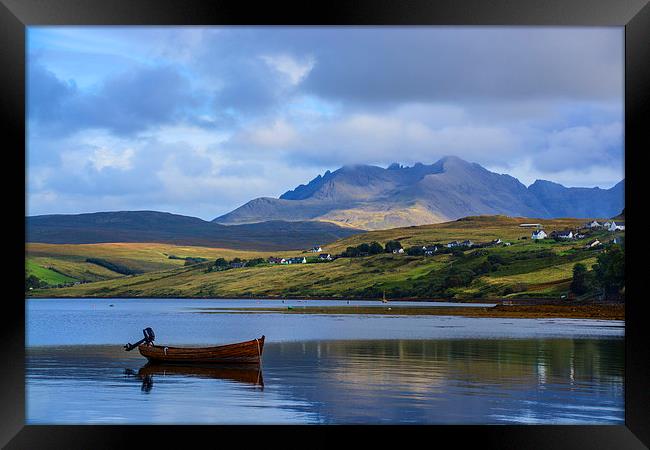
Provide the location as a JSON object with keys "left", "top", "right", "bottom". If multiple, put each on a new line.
{"left": 124, "top": 327, "right": 156, "bottom": 351}
{"left": 143, "top": 327, "right": 155, "bottom": 343}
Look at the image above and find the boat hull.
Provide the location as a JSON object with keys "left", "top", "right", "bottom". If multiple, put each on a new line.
{"left": 138, "top": 335, "right": 265, "bottom": 364}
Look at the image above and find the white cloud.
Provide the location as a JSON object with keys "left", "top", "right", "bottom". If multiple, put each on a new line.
{"left": 237, "top": 119, "right": 300, "bottom": 149}
{"left": 261, "top": 53, "right": 316, "bottom": 85}
{"left": 89, "top": 147, "right": 135, "bottom": 171}
{"left": 224, "top": 110, "right": 524, "bottom": 168}
{"left": 487, "top": 157, "right": 624, "bottom": 189}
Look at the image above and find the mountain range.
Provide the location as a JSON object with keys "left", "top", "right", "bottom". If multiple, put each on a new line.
{"left": 26, "top": 157, "right": 625, "bottom": 247}
{"left": 214, "top": 156, "right": 624, "bottom": 230}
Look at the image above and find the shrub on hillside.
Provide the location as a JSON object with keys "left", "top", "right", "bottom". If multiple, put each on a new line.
{"left": 570, "top": 263, "right": 592, "bottom": 296}
{"left": 384, "top": 240, "right": 403, "bottom": 253}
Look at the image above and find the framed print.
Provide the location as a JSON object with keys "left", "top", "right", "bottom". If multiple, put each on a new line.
{"left": 2, "top": 0, "right": 648, "bottom": 447}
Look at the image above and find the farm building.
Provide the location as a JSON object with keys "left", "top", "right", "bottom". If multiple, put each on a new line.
{"left": 585, "top": 240, "right": 601, "bottom": 248}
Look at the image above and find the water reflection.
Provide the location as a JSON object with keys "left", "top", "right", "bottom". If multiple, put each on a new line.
{"left": 124, "top": 363, "right": 264, "bottom": 392}
{"left": 27, "top": 338, "right": 623, "bottom": 424}
{"left": 266, "top": 339, "right": 623, "bottom": 423}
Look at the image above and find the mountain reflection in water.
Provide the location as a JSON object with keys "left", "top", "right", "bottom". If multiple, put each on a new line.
{"left": 27, "top": 338, "right": 623, "bottom": 424}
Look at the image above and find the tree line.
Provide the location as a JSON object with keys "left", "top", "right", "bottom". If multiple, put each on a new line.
{"left": 342, "top": 240, "right": 403, "bottom": 257}
{"left": 570, "top": 243, "right": 624, "bottom": 300}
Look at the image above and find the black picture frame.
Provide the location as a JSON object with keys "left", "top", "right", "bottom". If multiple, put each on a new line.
{"left": 3, "top": 0, "right": 648, "bottom": 447}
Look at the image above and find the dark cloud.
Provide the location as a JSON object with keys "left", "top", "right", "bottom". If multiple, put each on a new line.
{"left": 196, "top": 27, "right": 622, "bottom": 110}
{"left": 27, "top": 63, "right": 77, "bottom": 121}
{"left": 28, "top": 63, "right": 208, "bottom": 136}
{"left": 299, "top": 27, "right": 623, "bottom": 105}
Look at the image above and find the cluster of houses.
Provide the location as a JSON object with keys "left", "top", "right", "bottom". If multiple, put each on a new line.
{"left": 267, "top": 253, "right": 333, "bottom": 265}
{"left": 231, "top": 219, "right": 626, "bottom": 271}
{"left": 530, "top": 219, "right": 625, "bottom": 244}
{"left": 530, "top": 229, "right": 580, "bottom": 240}
{"left": 446, "top": 240, "right": 474, "bottom": 248}
{"left": 585, "top": 220, "right": 625, "bottom": 232}
{"left": 410, "top": 238, "right": 510, "bottom": 256}
{"left": 268, "top": 256, "right": 306, "bottom": 265}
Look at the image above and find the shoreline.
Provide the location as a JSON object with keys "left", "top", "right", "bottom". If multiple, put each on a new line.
{"left": 26, "top": 295, "right": 624, "bottom": 320}
{"left": 25, "top": 293, "right": 591, "bottom": 303}
{"left": 193, "top": 304, "right": 624, "bottom": 320}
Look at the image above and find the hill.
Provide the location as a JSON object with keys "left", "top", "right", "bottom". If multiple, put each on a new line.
{"left": 214, "top": 156, "right": 624, "bottom": 230}
{"left": 28, "top": 215, "right": 624, "bottom": 300}
{"left": 26, "top": 211, "right": 362, "bottom": 251}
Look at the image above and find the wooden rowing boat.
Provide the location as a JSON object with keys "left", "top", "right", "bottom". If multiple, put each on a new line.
{"left": 137, "top": 335, "right": 265, "bottom": 364}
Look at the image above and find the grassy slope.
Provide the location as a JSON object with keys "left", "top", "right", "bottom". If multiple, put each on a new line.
{"left": 26, "top": 242, "right": 301, "bottom": 283}
{"left": 26, "top": 260, "right": 77, "bottom": 285}
{"left": 325, "top": 215, "right": 590, "bottom": 254}
{"left": 28, "top": 216, "right": 621, "bottom": 299}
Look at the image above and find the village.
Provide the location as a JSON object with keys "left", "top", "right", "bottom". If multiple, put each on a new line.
{"left": 208, "top": 218, "right": 625, "bottom": 271}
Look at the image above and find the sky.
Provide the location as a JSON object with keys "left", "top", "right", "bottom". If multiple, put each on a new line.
{"left": 26, "top": 26, "right": 625, "bottom": 220}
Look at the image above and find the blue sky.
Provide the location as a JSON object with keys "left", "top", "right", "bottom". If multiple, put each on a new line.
{"left": 27, "top": 26, "right": 624, "bottom": 220}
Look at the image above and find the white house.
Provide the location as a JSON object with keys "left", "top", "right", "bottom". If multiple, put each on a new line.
{"left": 423, "top": 245, "right": 438, "bottom": 256}
{"left": 608, "top": 222, "right": 625, "bottom": 232}
{"left": 531, "top": 230, "right": 547, "bottom": 240}
{"left": 309, "top": 246, "right": 323, "bottom": 253}
{"left": 586, "top": 220, "right": 603, "bottom": 228}
{"left": 554, "top": 230, "right": 574, "bottom": 239}
{"left": 585, "top": 240, "right": 601, "bottom": 248}
{"left": 392, "top": 248, "right": 404, "bottom": 254}
{"left": 287, "top": 257, "right": 307, "bottom": 264}
{"left": 318, "top": 253, "right": 332, "bottom": 261}
{"left": 446, "top": 241, "right": 460, "bottom": 248}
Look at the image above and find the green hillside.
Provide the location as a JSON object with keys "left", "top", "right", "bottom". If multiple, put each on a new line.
{"left": 27, "top": 216, "right": 623, "bottom": 300}
{"left": 25, "top": 242, "right": 298, "bottom": 284}
{"left": 26, "top": 260, "right": 77, "bottom": 286}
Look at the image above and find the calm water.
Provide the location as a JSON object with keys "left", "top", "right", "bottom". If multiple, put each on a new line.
{"left": 26, "top": 298, "right": 624, "bottom": 424}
